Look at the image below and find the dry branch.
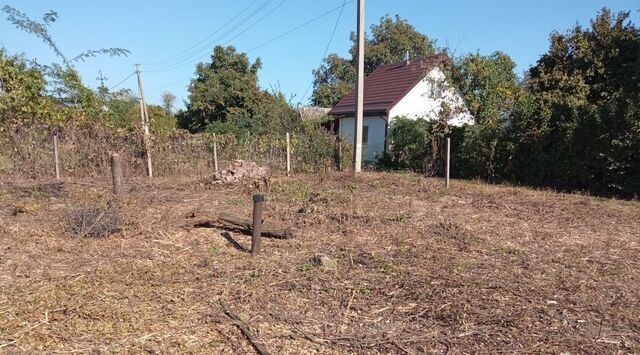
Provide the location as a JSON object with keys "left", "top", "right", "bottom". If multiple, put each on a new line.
{"left": 220, "top": 301, "right": 271, "bottom": 355}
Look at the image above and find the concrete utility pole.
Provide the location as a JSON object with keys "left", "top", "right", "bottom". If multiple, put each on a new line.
{"left": 96, "top": 70, "right": 108, "bottom": 89}
{"left": 353, "top": 0, "right": 365, "bottom": 173}
{"left": 135, "top": 64, "right": 153, "bottom": 178}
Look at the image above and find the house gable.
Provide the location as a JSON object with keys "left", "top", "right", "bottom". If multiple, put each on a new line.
{"left": 388, "top": 68, "right": 474, "bottom": 126}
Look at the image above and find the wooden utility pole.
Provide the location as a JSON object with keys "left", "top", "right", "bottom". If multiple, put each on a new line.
{"left": 353, "top": 0, "right": 365, "bottom": 173}
{"left": 135, "top": 64, "right": 153, "bottom": 178}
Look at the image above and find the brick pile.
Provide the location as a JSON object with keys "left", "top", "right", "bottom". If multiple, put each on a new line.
{"left": 212, "top": 160, "right": 269, "bottom": 184}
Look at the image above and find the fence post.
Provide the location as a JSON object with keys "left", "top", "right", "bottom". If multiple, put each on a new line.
{"left": 213, "top": 133, "right": 219, "bottom": 173}
{"left": 286, "top": 132, "right": 291, "bottom": 176}
{"left": 251, "top": 194, "right": 264, "bottom": 255}
{"left": 336, "top": 134, "right": 342, "bottom": 171}
{"left": 446, "top": 137, "right": 451, "bottom": 188}
{"left": 53, "top": 132, "right": 60, "bottom": 179}
{"left": 110, "top": 153, "right": 124, "bottom": 196}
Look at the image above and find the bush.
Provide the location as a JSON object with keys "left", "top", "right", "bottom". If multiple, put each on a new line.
{"left": 381, "top": 117, "right": 456, "bottom": 175}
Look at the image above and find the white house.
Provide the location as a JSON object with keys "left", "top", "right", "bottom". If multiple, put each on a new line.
{"left": 329, "top": 54, "right": 473, "bottom": 163}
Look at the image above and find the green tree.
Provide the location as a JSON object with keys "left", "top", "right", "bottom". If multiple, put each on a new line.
{"left": 311, "top": 15, "right": 437, "bottom": 107}
{"left": 180, "top": 46, "right": 264, "bottom": 133}
{"left": 0, "top": 50, "right": 65, "bottom": 125}
{"left": 450, "top": 51, "right": 524, "bottom": 179}
{"left": 181, "top": 45, "right": 297, "bottom": 136}
{"left": 510, "top": 8, "right": 640, "bottom": 196}
{"left": 1, "top": 6, "right": 129, "bottom": 126}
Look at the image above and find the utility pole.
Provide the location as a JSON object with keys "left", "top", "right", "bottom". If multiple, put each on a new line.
{"left": 96, "top": 70, "right": 108, "bottom": 89}
{"left": 135, "top": 64, "right": 153, "bottom": 178}
{"left": 353, "top": 0, "right": 365, "bottom": 173}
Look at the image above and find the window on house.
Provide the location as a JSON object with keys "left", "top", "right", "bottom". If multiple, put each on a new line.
{"left": 429, "top": 79, "right": 443, "bottom": 99}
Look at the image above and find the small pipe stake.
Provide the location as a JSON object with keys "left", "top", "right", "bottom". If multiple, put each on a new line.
{"left": 251, "top": 194, "right": 265, "bottom": 255}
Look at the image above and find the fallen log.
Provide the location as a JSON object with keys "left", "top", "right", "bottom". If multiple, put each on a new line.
{"left": 182, "top": 208, "right": 293, "bottom": 240}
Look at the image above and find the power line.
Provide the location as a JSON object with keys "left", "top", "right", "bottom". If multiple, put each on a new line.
{"left": 145, "top": 0, "right": 280, "bottom": 73}
{"left": 222, "top": 0, "right": 289, "bottom": 47}
{"left": 300, "top": 0, "right": 348, "bottom": 104}
{"left": 145, "top": 1, "right": 353, "bottom": 92}
{"left": 108, "top": 72, "right": 136, "bottom": 91}
{"left": 142, "top": 0, "right": 262, "bottom": 66}
{"left": 247, "top": 0, "right": 354, "bottom": 54}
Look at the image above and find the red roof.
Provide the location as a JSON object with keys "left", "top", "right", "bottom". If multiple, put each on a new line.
{"left": 329, "top": 54, "right": 450, "bottom": 117}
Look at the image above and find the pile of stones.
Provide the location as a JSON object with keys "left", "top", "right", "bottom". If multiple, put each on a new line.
{"left": 212, "top": 160, "right": 269, "bottom": 184}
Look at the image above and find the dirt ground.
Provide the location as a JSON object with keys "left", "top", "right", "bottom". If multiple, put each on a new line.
{"left": 0, "top": 172, "right": 639, "bottom": 354}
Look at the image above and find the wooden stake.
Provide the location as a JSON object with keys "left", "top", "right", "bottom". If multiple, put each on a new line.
{"left": 286, "top": 132, "right": 291, "bottom": 176}
{"left": 53, "top": 133, "right": 60, "bottom": 179}
{"left": 251, "top": 194, "right": 264, "bottom": 255}
{"left": 213, "top": 133, "right": 219, "bottom": 173}
{"left": 136, "top": 64, "right": 153, "bottom": 178}
{"left": 446, "top": 137, "right": 451, "bottom": 188}
{"left": 110, "top": 153, "right": 124, "bottom": 196}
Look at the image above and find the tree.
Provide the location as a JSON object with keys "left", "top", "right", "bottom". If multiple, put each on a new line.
{"left": 311, "top": 15, "right": 437, "bottom": 107}
{"left": 180, "top": 45, "right": 297, "bottom": 136}
{"left": 450, "top": 51, "right": 524, "bottom": 179}
{"left": 0, "top": 50, "right": 67, "bottom": 125}
{"left": 311, "top": 54, "right": 356, "bottom": 108}
{"left": 1, "top": 6, "right": 129, "bottom": 126}
{"left": 161, "top": 91, "right": 176, "bottom": 115}
{"left": 180, "top": 46, "right": 264, "bottom": 133}
{"left": 509, "top": 8, "right": 640, "bottom": 196}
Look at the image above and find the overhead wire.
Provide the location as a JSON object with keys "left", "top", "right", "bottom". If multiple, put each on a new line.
{"left": 145, "top": 0, "right": 280, "bottom": 73}
{"left": 145, "top": 1, "right": 353, "bottom": 94}
{"left": 299, "top": 0, "right": 348, "bottom": 104}
{"left": 108, "top": 72, "right": 136, "bottom": 91}
{"left": 141, "top": 0, "right": 262, "bottom": 66}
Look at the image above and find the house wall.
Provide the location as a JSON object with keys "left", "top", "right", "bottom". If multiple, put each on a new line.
{"left": 339, "top": 116, "right": 387, "bottom": 163}
{"left": 388, "top": 68, "right": 474, "bottom": 126}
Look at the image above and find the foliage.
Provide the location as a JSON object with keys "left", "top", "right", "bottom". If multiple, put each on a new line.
{"left": 311, "top": 15, "right": 437, "bottom": 107}
{"left": 161, "top": 92, "right": 176, "bottom": 115}
{"left": 179, "top": 45, "right": 297, "bottom": 136}
{"left": 450, "top": 51, "right": 524, "bottom": 180}
{"left": 180, "top": 46, "right": 264, "bottom": 132}
{"left": 0, "top": 50, "right": 67, "bottom": 125}
{"left": 1, "top": 6, "right": 131, "bottom": 129}
{"left": 508, "top": 8, "right": 640, "bottom": 196}
{"left": 2, "top": 6, "right": 129, "bottom": 67}
{"left": 382, "top": 117, "right": 453, "bottom": 174}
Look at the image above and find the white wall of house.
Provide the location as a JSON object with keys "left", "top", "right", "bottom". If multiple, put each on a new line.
{"left": 339, "top": 116, "right": 387, "bottom": 163}
{"left": 336, "top": 67, "right": 474, "bottom": 164}
{"left": 388, "top": 68, "right": 474, "bottom": 126}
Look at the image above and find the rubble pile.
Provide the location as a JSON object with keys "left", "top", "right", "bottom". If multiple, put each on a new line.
{"left": 212, "top": 160, "right": 269, "bottom": 184}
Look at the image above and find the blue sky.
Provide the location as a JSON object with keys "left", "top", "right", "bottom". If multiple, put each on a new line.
{"left": 1, "top": 0, "right": 638, "bottom": 108}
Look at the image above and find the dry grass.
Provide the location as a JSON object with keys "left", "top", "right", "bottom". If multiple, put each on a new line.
{"left": 0, "top": 172, "right": 639, "bottom": 354}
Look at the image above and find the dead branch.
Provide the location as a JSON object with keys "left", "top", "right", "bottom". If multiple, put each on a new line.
{"left": 220, "top": 301, "right": 271, "bottom": 355}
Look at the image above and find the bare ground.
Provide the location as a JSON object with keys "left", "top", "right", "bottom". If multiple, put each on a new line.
{"left": 0, "top": 172, "right": 639, "bottom": 354}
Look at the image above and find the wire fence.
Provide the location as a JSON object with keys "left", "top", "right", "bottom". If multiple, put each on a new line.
{"left": 0, "top": 124, "right": 352, "bottom": 181}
